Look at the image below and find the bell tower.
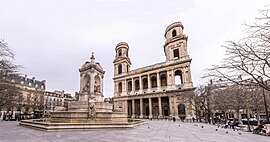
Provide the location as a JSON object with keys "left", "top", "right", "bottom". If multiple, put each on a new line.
{"left": 164, "top": 22, "right": 188, "bottom": 61}
{"left": 113, "top": 42, "right": 131, "bottom": 75}
{"left": 163, "top": 21, "right": 193, "bottom": 86}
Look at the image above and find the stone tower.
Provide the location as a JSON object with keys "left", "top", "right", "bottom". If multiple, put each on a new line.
{"left": 164, "top": 22, "right": 188, "bottom": 61}
{"left": 79, "top": 53, "right": 105, "bottom": 102}
{"left": 163, "top": 22, "right": 192, "bottom": 85}
{"left": 113, "top": 42, "right": 131, "bottom": 75}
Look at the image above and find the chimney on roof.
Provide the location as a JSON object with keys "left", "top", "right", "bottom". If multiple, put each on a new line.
{"left": 24, "top": 75, "right": 27, "bottom": 80}
{"left": 32, "top": 77, "right": 35, "bottom": 82}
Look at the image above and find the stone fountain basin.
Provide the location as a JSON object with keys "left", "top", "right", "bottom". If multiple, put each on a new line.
{"left": 19, "top": 119, "right": 145, "bottom": 131}
{"left": 50, "top": 111, "right": 127, "bottom": 120}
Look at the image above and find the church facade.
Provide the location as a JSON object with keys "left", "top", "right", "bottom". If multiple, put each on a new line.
{"left": 113, "top": 22, "right": 196, "bottom": 119}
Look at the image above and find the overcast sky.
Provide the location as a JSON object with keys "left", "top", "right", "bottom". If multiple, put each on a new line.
{"left": 0, "top": 0, "right": 268, "bottom": 97}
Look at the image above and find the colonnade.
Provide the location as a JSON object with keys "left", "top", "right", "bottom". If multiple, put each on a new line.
{"left": 115, "top": 69, "right": 186, "bottom": 96}
{"left": 127, "top": 96, "right": 179, "bottom": 119}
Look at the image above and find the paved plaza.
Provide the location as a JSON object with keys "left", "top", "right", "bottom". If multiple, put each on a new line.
{"left": 0, "top": 120, "right": 269, "bottom": 142}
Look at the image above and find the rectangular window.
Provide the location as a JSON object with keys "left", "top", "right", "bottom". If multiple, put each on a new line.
{"left": 173, "top": 49, "right": 180, "bottom": 59}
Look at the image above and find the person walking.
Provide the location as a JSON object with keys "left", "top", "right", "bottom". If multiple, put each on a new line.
{"left": 173, "top": 117, "right": 176, "bottom": 122}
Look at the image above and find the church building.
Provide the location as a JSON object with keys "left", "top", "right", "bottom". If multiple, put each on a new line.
{"left": 113, "top": 22, "right": 196, "bottom": 119}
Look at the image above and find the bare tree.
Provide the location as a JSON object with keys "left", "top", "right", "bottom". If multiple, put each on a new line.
{"left": 205, "top": 5, "right": 270, "bottom": 124}
{"left": 206, "top": 6, "right": 270, "bottom": 91}
{"left": 211, "top": 87, "right": 232, "bottom": 120}
{"left": 0, "top": 39, "right": 20, "bottom": 113}
{"left": 248, "top": 85, "right": 264, "bottom": 124}
{"left": 192, "top": 85, "right": 211, "bottom": 123}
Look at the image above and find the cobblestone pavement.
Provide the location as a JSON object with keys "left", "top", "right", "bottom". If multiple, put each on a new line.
{"left": 0, "top": 120, "right": 269, "bottom": 142}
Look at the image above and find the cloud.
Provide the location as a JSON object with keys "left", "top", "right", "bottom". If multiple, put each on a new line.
{"left": 0, "top": 0, "right": 269, "bottom": 97}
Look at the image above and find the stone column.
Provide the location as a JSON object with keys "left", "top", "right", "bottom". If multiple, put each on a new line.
{"left": 147, "top": 74, "right": 151, "bottom": 89}
{"left": 125, "top": 100, "right": 128, "bottom": 113}
{"left": 80, "top": 74, "right": 83, "bottom": 92}
{"left": 169, "top": 96, "right": 173, "bottom": 116}
{"left": 149, "top": 98, "right": 152, "bottom": 119}
{"left": 167, "top": 70, "right": 171, "bottom": 86}
{"left": 172, "top": 70, "right": 175, "bottom": 85}
{"left": 132, "top": 99, "right": 135, "bottom": 118}
{"left": 174, "top": 96, "right": 178, "bottom": 117}
{"left": 122, "top": 80, "right": 126, "bottom": 95}
{"left": 132, "top": 78, "right": 135, "bottom": 95}
{"left": 140, "top": 98, "right": 143, "bottom": 118}
{"left": 139, "top": 76, "right": 143, "bottom": 93}
{"left": 182, "top": 68, "right": 186, "bottom": 83}
{"left": 100, "top": 75, "right": 104, "bottom": 94}
{"left": 157, "top": 72, "right": 161, "bottom": 88}
{"left": 113, "top": 82, "right": 117, "bottom": 97}
{"left": 188, "top": 67, "right": 192, "bottom": 83}
{"left": 90, "top": 73, "right": 95, "bottom": 93}
{"left": 90, "top": 72, "right": 95, "bottom": 99}
{"left": 158, "top": 97, "right": 162, "bottom": 118}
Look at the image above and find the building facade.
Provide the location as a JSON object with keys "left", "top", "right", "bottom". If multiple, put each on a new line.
{"left": 0, "top": 75, "right": 46, "bottom": 120}
{"left": 207, "top": 79, "right": 270, "bottom": 124}
{"left": 113, "top": 22, "right": 196, "bottom": 119}
{"left": 44, "top": 90, "right": 73, "bottom": 112}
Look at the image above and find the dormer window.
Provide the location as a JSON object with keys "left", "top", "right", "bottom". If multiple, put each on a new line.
{"left": 172, "top": 29, "right": 177, "bottom": 37}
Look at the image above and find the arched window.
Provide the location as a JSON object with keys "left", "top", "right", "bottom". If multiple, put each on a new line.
{"left": 118, "top": 82, "right": 122, "bottom": 93}
{"left": 118, "top": 49, "right": 122, "bottom": 56}
{"left": 143, "top": 78, "right": 148, "bottom": 89}
{"left": 135, "top": 80, "right": 140, "bottom": 91}
{"left": 160, "top": 74, "right": 167, "bottom": 86}
{"left": 174, "top": 70, "right": 183, "bottom": 85}
{"left": 118, "top": 64, "right": 122, "bottom": 74}
{"left": 172, "top": 29, "right": 177, "bottom": 37}
{"left": 151, "top": 76, "right": 157, "bottom": 88}
{"left": 178, "top": 104, "right": 186, "bottom": 115}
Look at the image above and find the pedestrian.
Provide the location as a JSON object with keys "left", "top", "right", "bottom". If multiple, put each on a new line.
{"left": 228, "top": 120, "right": 231, "bottom": 129}
{"left": 192, "top": 117, "right": 195, "bottom": 122}
{"left": 173, "top": 117, "right": 176, "bottom": 122}
{"left": 3, "top": 115, "right": 6, "bottom": 121}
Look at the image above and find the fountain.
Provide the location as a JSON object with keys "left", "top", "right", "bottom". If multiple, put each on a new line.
{"left": 19, "top": 53, "right": 145, "bottom": 131}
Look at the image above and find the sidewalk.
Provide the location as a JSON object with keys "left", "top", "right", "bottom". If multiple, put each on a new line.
{"left": 0, "top": 120, "right": 269, "bottom": 142}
